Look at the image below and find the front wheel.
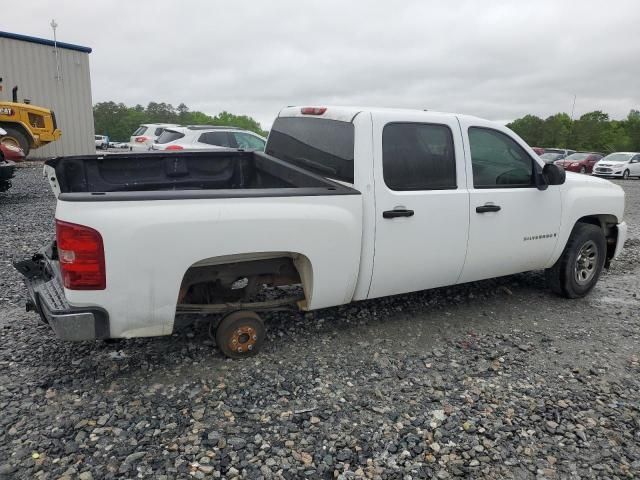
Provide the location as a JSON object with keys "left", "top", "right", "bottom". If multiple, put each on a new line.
{"left": 545, "top": 223, "right": 606, "bottom": 298}
{"left": 623, "top": 169, "right": 630, "bottom": 179}
{"left": 579, "top": 166, "right": 586, "bottom": 174}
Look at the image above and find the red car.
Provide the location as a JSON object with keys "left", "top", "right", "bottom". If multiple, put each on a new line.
{"left": 531, "top": 146, "right": 545, "bottom": 156}
{"left": 0, "top": 142, "right": 26, "bottom": 162}
{"left": 554, "top": 152, "right": 603, "bottom": 174}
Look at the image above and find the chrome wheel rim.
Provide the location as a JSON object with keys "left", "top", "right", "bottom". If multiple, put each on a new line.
{"left": 574, "top": 240, "right": 598, "bottom": 285}
{"left": 623, "top": 170, "right": 629, "bottom": 179}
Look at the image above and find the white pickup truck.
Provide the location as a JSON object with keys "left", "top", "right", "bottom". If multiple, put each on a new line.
{"left": 16, "top": 106, "right": 627, "bottom": 358}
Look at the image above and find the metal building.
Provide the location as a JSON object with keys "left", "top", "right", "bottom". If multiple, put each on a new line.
{"left": 0, "top": 30, "right": 94, "bottom": 158}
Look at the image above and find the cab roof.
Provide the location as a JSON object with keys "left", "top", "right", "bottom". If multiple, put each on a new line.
{"left": 278, "top": 105, "right": 486, "bottom": 124}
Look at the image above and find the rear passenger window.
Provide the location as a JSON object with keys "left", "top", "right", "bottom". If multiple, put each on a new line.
{"left": 199, "top": 132, "right": 236, "bottom": 148}
{"left": 382, "top": 123, "right": 456, "bottom": 190}
{"left": 468, "top": 127, "right": 534, "bottom": 188}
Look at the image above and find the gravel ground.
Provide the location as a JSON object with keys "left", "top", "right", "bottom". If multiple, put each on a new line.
{"left": 1, "top": 164, "right": 639, "bottom": 480}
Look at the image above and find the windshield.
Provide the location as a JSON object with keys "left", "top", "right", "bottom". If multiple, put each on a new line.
{"left": 544, "top": 148, "right": 564, "bottom": 154}
{"left": 266, "top": 117, "right": 355, "bottom": 182}
{"left": 601, "top": 153, "right": 633, "bottom": 163}
{"left": 540, "top": 152, "right": 562, "bottom": 161}
{"left": 564, "top": 153, "right": 589, "bottom": 161}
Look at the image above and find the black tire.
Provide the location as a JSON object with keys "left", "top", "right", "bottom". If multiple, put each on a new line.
{"left": 545, "top": 223, "right": 606, "bottom": 298}
{"left": 215, "top": 310, "right": 265, "bottom": 358}
{"left": 579, "top": 166, "right": 586, "bottom": 174}
{"left": 0, "top": 126, "right": 30, "bottom": 156}
{"left": 623, "top": 169, "right": 630, "bottom": 180}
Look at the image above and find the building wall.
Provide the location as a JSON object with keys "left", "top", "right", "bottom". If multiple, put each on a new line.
{"left": 0, "top": 36, "right": 94, "bottom": 158}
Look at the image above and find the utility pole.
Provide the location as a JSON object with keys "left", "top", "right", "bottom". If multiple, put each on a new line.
{"left": 567, "top": 94, "right": 577, "bottom": 149}
{"left": 50, "top": 19, "right": 61, "bottom": 81}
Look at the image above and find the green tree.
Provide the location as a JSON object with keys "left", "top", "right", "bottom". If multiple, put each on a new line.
{"left": 507, "top": 115, "right": 545, "bottom": 146}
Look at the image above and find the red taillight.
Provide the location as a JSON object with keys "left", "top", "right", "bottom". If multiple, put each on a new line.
{"left": 56, "top": 220, "right": 106, "bottom": 290}
{"left": 165, "top": 144, "right": 184, "bottom": 150}
{"left": 135, "top": 136, "right": 149, "bottom": 143}
{"left": 301, "top": 107, "right": 327, "bottom": 115}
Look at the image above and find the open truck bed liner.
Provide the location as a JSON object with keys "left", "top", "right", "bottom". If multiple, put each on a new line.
{"left": 45, "top": 150, "right": 359, "bottom": 201}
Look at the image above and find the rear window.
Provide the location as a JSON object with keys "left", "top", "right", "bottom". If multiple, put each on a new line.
{"left": 156, "top": 129, "right": 185, "bottom": 144}
{"left": 154, "top": 127, "right": 166, "bottom": 136}
{"left": 266, "top": 117, "right": 355, "bottom": 183}
{"left": 132, "top": 126, "right": 147, "bottom": 136}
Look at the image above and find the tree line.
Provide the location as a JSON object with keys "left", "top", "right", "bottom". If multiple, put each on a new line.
{"left": 93, "top": 101, "right": 267, "bottom": 141}
{"left": 507, "top": 110, "right": 640, "bottom": 153}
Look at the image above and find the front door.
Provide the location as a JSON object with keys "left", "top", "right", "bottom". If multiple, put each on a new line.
{"left": 367, "top": 114, "right": 469, "bottom": 299}
{"left": 458, "top": 120, "right": 562, "bottom": 283}
{"left": 630, "top": 154, "right": 640, "bottom": 176}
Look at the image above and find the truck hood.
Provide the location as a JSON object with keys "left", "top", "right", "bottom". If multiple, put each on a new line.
{"left": 564, "top": 171, "right": 620, "bottom": 188}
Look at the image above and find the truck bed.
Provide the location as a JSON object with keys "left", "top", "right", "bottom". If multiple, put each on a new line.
{"left": 46, "top": 150, "right": 358, "bottom": 201}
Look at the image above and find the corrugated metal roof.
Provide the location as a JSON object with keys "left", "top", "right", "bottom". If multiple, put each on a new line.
{"left": 0, "top": 30, "right": 91, "bottom": 54}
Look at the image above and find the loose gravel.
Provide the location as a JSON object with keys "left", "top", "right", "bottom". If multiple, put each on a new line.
{"left": 1, "top": 164, "right": 639, "bottom": 480}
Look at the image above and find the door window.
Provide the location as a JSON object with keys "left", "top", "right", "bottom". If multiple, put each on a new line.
{"left": 382, "top": 123, "right": 456, "bottom": 190}
{"left": 468, "top": 127, "right": 535, "bottom": 188}
{"left": 198, "top": 132, "right": 236, "bottom": 147}
{"left": 233, "top": 132, "right": 266, "bottom": 151}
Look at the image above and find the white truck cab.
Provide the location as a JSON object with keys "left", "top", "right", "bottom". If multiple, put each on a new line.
{"left": 17, "top": 106, "right": 627, "bottom": 358}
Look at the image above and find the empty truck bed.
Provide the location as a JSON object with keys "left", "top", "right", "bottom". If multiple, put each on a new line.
{"left": 45, "top": 150, "right": 359, "bottom": 201}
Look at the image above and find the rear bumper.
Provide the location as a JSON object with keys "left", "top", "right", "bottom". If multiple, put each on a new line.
{"left": 14, "top": 248, "right": 109, "bottom": 341}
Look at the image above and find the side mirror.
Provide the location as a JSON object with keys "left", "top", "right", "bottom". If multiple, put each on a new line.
{"left": 542, "top": 163, "right": 566, "bottom": 186}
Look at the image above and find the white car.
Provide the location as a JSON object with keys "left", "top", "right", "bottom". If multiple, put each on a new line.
{"left": 128, "top": 123, "right": 179, "bottom": 151}
{"left": 150, "top": 126, "right": 266, "bottom": 151}
{"left": 94, "top": 135, "right": 109, "bottom": 150}
{"left": 18, "top": 106, "right": 627, "bottom": 359}
{"left": 592, "top": 152, "right": 640, "bottom": 179}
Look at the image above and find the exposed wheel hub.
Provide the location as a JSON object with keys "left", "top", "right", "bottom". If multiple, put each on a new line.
{"left": 229, "top": 325, "right": 258, "bottom": 354}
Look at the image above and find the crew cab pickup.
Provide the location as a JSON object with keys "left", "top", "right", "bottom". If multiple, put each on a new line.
{"left": 15, "top": 106, "right": 627, "bottom": 358}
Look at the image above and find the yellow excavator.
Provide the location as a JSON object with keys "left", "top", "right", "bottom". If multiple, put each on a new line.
{"left": 0, "top": 81, "right": 62, "bottom": 157}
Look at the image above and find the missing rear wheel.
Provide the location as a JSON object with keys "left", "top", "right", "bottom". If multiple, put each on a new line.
{"left": 215, "top": 310, "right": 265, "bottom": 359}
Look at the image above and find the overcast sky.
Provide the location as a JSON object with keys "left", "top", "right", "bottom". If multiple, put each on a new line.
{"left": 2, "top": 0, "right": 639, "bottom": 129}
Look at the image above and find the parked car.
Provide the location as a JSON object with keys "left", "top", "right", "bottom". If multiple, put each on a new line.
{"left": 539, "top": 152, "right": 566, "bottom": 164}
{"left": 554, "top": 152, "right": 603, "bottom": 174}
{"left": 592, "top": 152, "right": 640, "bottom": 179}
{"left": 128, "top": 123, "right": 179, "bottom": 151}
{"left": 150, "top": 126, "right": 267, "bottom": 151}
{"left": 544, "top": 148, "right": 576, "bottom": 157}
{"left": 0, "top": 149, "right": 16, "bottom": 192}
{"left": 94, "top": 135, "right": 109, "bottom": 150}
{"left": 531, "top": 146, "right": 545, "bottom": 156}
{"left": 16, "top": 106, "right": 627, "bottom": 358}
{"left": 0, "top": 127, "right": 26, "bottom": 162}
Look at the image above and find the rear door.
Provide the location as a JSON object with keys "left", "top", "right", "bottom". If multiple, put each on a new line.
{"left": 198, "top": 132, "right": 237, "bottom": 148}
{"left": 367, "top": 113, "right": 470, "bottom": 299}
{"left": 457, "top": 119, "right": 561, "bottom": 283}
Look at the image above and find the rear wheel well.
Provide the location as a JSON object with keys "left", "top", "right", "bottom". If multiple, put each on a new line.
{"left": 576, "top": 215, "right": 618, "bottom": 266}
{"left": 177, "top": 253, "right": 312, "bottom": 312}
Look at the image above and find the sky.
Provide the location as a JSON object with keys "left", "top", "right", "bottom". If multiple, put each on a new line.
{"left": 2, "top": 0, "right": 639, "bottom": 130}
